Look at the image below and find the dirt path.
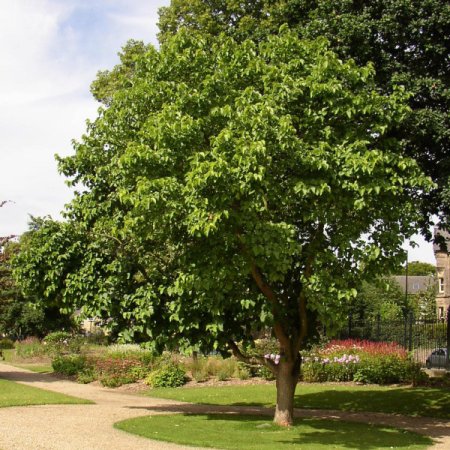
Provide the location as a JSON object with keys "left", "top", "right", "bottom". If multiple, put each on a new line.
{"left": 0, "top": 362, "right": 449, "bottom": 450}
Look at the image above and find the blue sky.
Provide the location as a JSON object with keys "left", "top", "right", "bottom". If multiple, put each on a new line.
{"left": 0, "top": 0, "right": 435, "bottom": 264}
{"left": 0, "top": 0, "right": 168, "bottom": 234}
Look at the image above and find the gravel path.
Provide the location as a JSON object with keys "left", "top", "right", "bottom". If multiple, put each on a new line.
{"left": 0, "top": 362, "right": 449, "bottom": 450}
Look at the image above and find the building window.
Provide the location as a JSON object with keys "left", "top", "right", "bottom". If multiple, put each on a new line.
{"left": 438, "top": 307, "right": 444, "bottom": 320}
{"left": 439, "top": 278, "right": 445, "bottom": 293}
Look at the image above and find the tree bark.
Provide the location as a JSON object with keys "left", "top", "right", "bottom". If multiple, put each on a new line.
{"left": 273, "top": 357, "right": 300, "bottom": 426}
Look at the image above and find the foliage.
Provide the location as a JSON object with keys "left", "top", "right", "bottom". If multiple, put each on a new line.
{"left": 402, "top": 261, "right": 436, "bottom": 276}
{"left": 349, "top": 278, "right": 407, "bottom": 321}
{"left": 158, "top": 0, "right": 450, "bottom": 232}
{"left": 43, "top": 332, "right": 83, "bottom": 357}
{"left": 51, "top": 354, "right": 88, "bottom": 376}
{"left": 13, "top": 23, "right": 433, "bottom": 425}
{"left": 93, "top": 354, "right": 152, "bottom": 387}
{"left": 301, "top": 340, "right": 423, "bottom": 385}
{"left": 145, "top": 363, "right": 187, "bottom": 388}
{"left": 411, "top": 281, "right": 438, "bottom": 321}
{"left": 115, "top": 414, "right": 432, "bottom": 450}
{"left": 0, "top": 338, "right": 14, "bottom": 350}
{"left": 0, "top": 239, "right": 73, "bottom": 339}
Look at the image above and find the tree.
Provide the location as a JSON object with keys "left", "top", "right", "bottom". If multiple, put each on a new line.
{"left": 402, "top": 260, "right": 436, "bottom": 276}
{"left": 14, "top": 29, "right": 432, "bottom": 425}
{"left": 0, "top": 200, "right": 15, "bottom": 247}
{"left": 158, "top": 0, "right": 450, "bottom": 234}
{"left": 1, "top": 238, "right": 73, "bottom": 339}
{"left": 349, "top": 278, "right": 406, "bottom": 322}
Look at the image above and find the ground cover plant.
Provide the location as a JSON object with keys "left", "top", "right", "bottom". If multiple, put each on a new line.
{"left": 115, "top": 414, "right": 432, "bottom": 450}
{"left": 146, "top": 384, "right": 450, "bottom": 420}
{"left": 0, "top": 379, "right": 92, "bottom": 407}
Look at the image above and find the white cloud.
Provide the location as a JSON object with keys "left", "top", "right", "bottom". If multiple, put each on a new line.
{"left": 0, "top": 0, "right": 169, "bottom": 236}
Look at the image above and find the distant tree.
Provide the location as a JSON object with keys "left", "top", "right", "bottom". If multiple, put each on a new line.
{"left": 0, "top": 200, "right": 15, "bottom": 247}
{"left": 413, "top": 282, "right": 438, "bottom": 321}
{"left": 403, "top": 260, "right": 436, "bottom": 276}
{"left": 350, "top": 278, "right": 406, "bottom": 322}
{"left": 1, "top": 239, "right": 73, "bottom": 339}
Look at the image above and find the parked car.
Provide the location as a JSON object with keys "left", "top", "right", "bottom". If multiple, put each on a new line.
{"left": 425, "top": 348, "right": 448, "bottom": 369}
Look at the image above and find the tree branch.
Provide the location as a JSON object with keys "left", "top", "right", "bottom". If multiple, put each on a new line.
{"left": 228, "top": 340, "right": 277, "bottom": 373}
{"left": 250, "top": 263, "right": 291, "bottom": 353}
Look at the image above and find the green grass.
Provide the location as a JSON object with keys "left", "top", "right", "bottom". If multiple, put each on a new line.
{"left": 115, "top": 414, "right": 432, "bottom": 450}
{"left": 0, "top": 379, "right": 93, "bottom": 407}
{"left": 146, "top": 383, "right": 450, "bottom": 419}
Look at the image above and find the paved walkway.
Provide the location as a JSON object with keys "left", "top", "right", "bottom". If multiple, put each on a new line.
{"left": 0, "top": 363, "right": 449, "bottom": 450}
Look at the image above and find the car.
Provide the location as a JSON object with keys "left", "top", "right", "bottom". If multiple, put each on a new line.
{"left": 425, "top": 348, "right": 448, "bottom": 369}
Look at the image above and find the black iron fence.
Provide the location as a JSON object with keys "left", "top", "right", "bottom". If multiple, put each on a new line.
{"left": 337, "top": 307, "right": 450, "bottom": 369}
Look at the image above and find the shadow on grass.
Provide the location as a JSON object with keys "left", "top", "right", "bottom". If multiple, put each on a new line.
{"left": 126, "top": 398, "right": 450, "bottom": 444}
{"left": 0, "top": 366, "right": 61, "bottom": 384}
{"left": 295, "top": 387, "right": 450, "bottom": 419}
{"left": 118, "top": 412, "right": 433, "bottom": 449}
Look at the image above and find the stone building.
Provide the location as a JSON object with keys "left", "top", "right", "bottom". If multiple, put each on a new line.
{"left": 434, "top": 228, "right": 450, "bottom": 320}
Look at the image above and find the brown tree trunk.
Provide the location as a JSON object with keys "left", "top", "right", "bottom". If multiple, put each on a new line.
{"left": 273, "top": 357, "right": 300, "bottom": 426}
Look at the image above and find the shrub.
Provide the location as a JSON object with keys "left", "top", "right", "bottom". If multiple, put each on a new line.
{"left": 145, "top": 363, "right": 186, "bottom": 388}
{"left": 76, "top": 368, "right": 96, "bottom": 384}
{"left": 0, "top": 338, "right": 14, "bottom": 349}
{"left": 43, "top": 332, "right": 83, "bottom": 357}
{"left": 52, "top": 354, "right": 87, "bottom": 376}
{"left": 93, "top": 354, "right": 152, "bottom": 387}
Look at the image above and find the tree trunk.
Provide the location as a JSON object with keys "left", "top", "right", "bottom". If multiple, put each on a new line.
{"left": 273, "top": 358, "right": 300, "bottom": 426}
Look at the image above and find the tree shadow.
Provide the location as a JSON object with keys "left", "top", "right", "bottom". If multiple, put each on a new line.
{"left": 0, "top": 368, "right": 62, "bottom": 384}
{"left": 121, "top": 411, "right": 433, "bottom": 449}
{"left": 295, "top": 387, "right": 450, "bottom": 420}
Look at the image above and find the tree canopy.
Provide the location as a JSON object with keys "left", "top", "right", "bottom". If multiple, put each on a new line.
{"left": 14, "top": 27, "right": 432, "bottom": 424}
{"left": 158, "top": 0, "right": 450, "bottom": 234}
{"left": 404, "top": 260, "right": 436, "bottom": 276}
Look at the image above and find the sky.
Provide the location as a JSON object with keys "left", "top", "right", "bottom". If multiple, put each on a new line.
{"left": 0, "top": 0, "right": 436, "bottom": 264}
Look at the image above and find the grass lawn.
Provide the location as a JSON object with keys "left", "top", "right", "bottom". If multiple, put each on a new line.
{"left": 115, "top": 413, "right": 432, "bottom": 450}
{"left": 146, "top": 383, "right": 450, "bottom": 419}
{"left": 0, "top": 379, "right": 92, "bottom": 407}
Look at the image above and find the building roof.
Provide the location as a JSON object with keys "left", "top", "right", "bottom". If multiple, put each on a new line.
{"left": 433, "top": 227, "right": 450, "bottom": 253}
{"left": 392, "top": 275, "right": 434, "bottom": 294}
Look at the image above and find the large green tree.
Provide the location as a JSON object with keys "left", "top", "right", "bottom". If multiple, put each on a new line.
{"left": 1, "top": 237, "right": 73, "bottom": 339}
{"left": 158, "top": 0, "right": 450, "bottom": 234}
{"left": 14, "top": 29, "right": 432, "bottom": 425}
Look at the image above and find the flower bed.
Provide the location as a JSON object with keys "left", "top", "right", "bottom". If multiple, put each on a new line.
{"left": 301, "top": 339, "right": 426, "bottom": 385}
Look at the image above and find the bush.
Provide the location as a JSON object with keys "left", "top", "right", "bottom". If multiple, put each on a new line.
{"left": 43, "top": 331, "right": 83, "bottom": 357}
{"left": 0, "top": 338, "right": 14, "bottom": 349}
{"left": 76, "top": 368, "right": 96, "bottom": 384}
{"left": 256, "top": 365, "right": 276, "bottom": 381}
{"left": 145, "top": 363, "right": 186, "bottom": 388}
{"left": 93, "top": 354, "right": 152, "bottom": 387}
{"left": 52, "top": 355, "right": 87, "bottom": 376}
